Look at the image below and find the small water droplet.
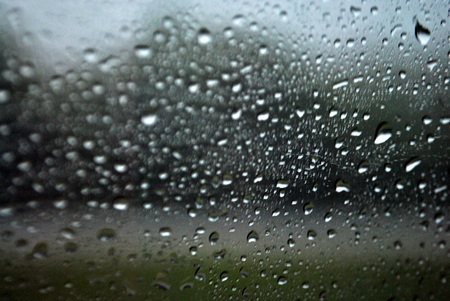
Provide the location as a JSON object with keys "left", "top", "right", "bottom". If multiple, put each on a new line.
{"left": 220, "top": 271, "right": 229, "bottom": 282}
{"left": 141, "top": 112, "right": 157, "bottom": 126}
{"left": 257, "top": 111, "right": 270, "bottom": 121}
{"left": 288, "top": 238, "right": 296, "bottom": 247}
{"left": 97, "top": 228, "right": 116, "bottom": 241}
{"left": 358, "top": 161, "right": 369, "bottom": 174}
{"left": 113, "top": 197, "right": 129, "bottom": 211}
{"left": 327, "top": 229, "right": 336, "bottom": 238}
{"left": 277, "top": 276, "right": 288, "bottom": 285}
{"left": 405, "top": 157, "right": 422, "bottom": 172}
{"left": 134, "top": 45, "right": 152, "bottom": 59}
{"left": 159, "top": 227, "right": 172, "bottom": 237}
{"left": 197, "top": 28, "right": 212, "bottom": 45}
{"left": 276, "top": 180, "right": 289, "bottom": 189}
{"left": 303, "top": 202, "right": 314, "bottom": 215}
{"left": 336, "top": 179, "right": 351, "bottom": 192}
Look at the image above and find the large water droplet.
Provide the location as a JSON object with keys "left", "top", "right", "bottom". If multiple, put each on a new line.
{"left": 209, "top": 231, "right": 220, "bottom": 245}
{"left": 415, "top": 20, "right": 430, "bottom": 45}
{"left": 374, "top": 122, "right": 392, "bottom": 144}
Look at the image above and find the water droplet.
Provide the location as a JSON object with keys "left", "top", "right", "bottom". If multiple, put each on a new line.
{"left": 53, "top": 199, "right": 68, "bottom": 209}
{"left": 197, "top": 28, "right": 212, "bottom": 45}
{"left": 350, "top": 6, "right": 361, "bottom": 17}
{"left": 97, "top": 228, "right": 116, "bottom": 241}
{"left": 134, "top": 45, "right": 152, "bottom": 59}
{"left": 60, "top": 228, "right": 75, "bottom": 240}
{"left": 113, "top": 197, "right": 129, "bottom": 211}
{"left": 31, "top": 242, "right": 48, "bottom": 259}
{"left": 231, "top": 109, "right": 242, "bottom": 120}
{"left": 159, "top": 227, "right": 172, "bottom": 237}
{"left": 83, "top": 48, "right": 98, "bottom": 63}
{"left": 415, "top": 20, "right": 430, "bottom": 45}
{"left": 0, "top": 90, "right": 10, "bottom": 104}
{"left": 303, "top": 202, "right": 314, "bottom": 215}
{"left": 358, "top": 161, "right": 369, "bottom": 174}
{"left": 209, "top": 232, "right": 219, "bottom": 245}
{"left": 257, "top": 111, "right": 270, "bottom": 121}
{"left": 336, "top": 179, "right": 351, "bottom": 192}
{"left": 277, "top": 276, "right": 288, "bottom": 285}
{"left": 220, "top": 272, "right": 229, "bottom": 282}
{"left": 307, "top": 230, "right": 317, "bottom": 240}
{"left": 405, "top": 157, "right": 422, "bottom": 172}
{"left": 247, "top": 230, "right": 259, "bottom": 243}
{"left": 288, "top": 238, "right": 296, "bottom": 247}
{"left": 114, "top": 163, "right": 128, "bottom": 173}
{"left": 327, "top": 229, "right": 336, "bottom": 238}
{"left": 296, "top": 107, "right": 305, "bottom": 118}
{"left": 141, "top": 112, "right": 157, "bottom": 126}
{"left": 374, "top": 122, "right": 392, "bottom": 144}
{"left": 422, "top": 115, "right": 432, "bottom": 125}
{"left": 276, "top": 180, "right": 289, "bottom": 189}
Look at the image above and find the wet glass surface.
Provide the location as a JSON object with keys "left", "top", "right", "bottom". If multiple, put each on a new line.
{"left": 0, "top": 0, "right": 449, "bottom": 300}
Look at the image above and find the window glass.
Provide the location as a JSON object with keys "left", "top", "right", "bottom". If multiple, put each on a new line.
{"left": 0, "top": 0, "right": 448, "bottom": 299}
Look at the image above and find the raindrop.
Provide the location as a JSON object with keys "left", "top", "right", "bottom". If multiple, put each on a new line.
{"left": 141, "top": 112, "right": 157, "bottom": 126}
{"left": 231, "top": 109, "right": 242, "bottom": 120}
{"left": 134, "top": 45, "right": 152, "bottom": 59}
{"left": 307, "top": 230, "right": 317, "bottom": 240}
{"left": 335, "top": 179, "right": 351, "bottom": 192}
{"left": 247, "top": 230, "right": 259, "bottom": 243}
{"left": 358, "top": 161, "right": 369, "bottom": 174}
{"left": 296, "top": 107, "right": 305, "bottom": 118}
{"left": 159, "top": 227, "right": 172, "bottom": 237}
{"left": 53, "top": 199, "right": 68, "bottom": 209}
{"left": 415, "top": 19, "right": 431, "bottom": 45}
{"left": 220, "top": 272, "right": 229, "bottom": 282}
{"left": 113, "top": 197, "right": 129, "bottom": 211}
{"left": 288, "top": 238, "right": 296, "bottom": 247}
{"left": 374, "top": 122, "right": 392, "bottom": 144}
{"left": 197, "top": 28, "right": 212, "bottom": 45}
{"left": 277, "top": 276, "right": 288, "bottom": 285}
{"left": 257, "top": 111, "right": 270, "bottom": 121}
{"left": 209, "top": 231, "right": 220, "bottom": 245}
{"left": 97, "top": 228, "right": 116, "bottom": 241}
{"left": 405, "top": 157, "right": 422, "bottom": 172}
{"left": 303, "top": 202, "right": 314, "bottom": 215}
{"left": 276, "top": 180, "right": 289, "bottom": 189}
{"left": 327, "top": 229, "right": 336, "bottom": 238}
{"left": 60, "top": 228, "right": 75, "bottom": 240}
